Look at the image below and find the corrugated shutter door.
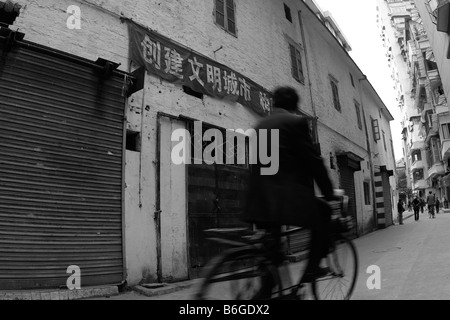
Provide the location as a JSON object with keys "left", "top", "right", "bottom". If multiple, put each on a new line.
{"left": 0, "top": 44, "right": 125, "bottom": 289}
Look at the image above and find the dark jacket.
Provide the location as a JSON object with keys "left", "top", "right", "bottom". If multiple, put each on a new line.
{"left": 243, "top": 109, "right": 334, "bottom": 227}
{"left": 397, "top": 201, "right": 405, "bottom": 213}
{"left": 412, "top": 198, "right": 420, "bottom": 210}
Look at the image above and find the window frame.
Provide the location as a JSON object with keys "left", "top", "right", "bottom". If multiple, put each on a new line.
{"left": 371, "top": 117, "right": 381, "bottom": 142}
{"left": 214, "top": 0, "right": 237, "bottom": 36}
{"left": 329, "top": 75, "right": 341, "bottom": 112}
{"left": 289, "top": 43, "right": 304, "bottom": 84}
{"left": 354, "top": 100, "right": 362, "bottom": 130}
{"left": 284, "top": 3, "right": 293, "bottom": 23}
{"left": 442, "top": 123, "right": 450, "bottom": 139}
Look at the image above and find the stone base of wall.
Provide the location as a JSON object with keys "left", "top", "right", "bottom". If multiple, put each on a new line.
{"left": 0, "top": 286, "right": 119, "bottom": 300}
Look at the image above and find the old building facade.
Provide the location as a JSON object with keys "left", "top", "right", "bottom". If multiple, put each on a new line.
{"left": 0, "top": 0, "right": 396, "bottom": 290}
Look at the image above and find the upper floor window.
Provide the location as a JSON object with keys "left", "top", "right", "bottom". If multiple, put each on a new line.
{"left": 284, "top": 3, "right": 292, "bottom": 23}
{"left": 354, "top": 101, "right": 362, "bottom": 130}
{"left": 215, "top": 0, "right": 236, "bottom": 36}
{"left": 442, "top": 123, "right": 450, "bottom": 139}
{"left": 330, "top": 76, "right": 341, "bottom": 112}
{"left": 372, "top": 117, "right": 380, "bottom": 142}
{"left": 350, "top": 73, "right": 355, "bottom": 87}
{"left": 289, "top": 43, "right": 304, "bottom": 84}
{"left": 382, "top": 130, "right": 387, "bottom": 151}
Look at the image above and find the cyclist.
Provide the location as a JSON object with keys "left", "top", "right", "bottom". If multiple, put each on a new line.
{"left": 243, "top": 86, "right": 338, "bottom": 297}
{"left": 426, "top": 191, "right": 435, "bottom": 219}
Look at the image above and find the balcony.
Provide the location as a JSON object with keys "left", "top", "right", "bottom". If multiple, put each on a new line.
{"left": 436, "top": 104, "right": 448, "bottom": 115}
{"left": 428, "top": 161, "right": 445, "bottom": 179}
{"left": 411, "top": 159, "right": 424, "bottom": 173}
{"left": 426, "top": 114, "right": 439, "bottom": 143}
{"left": 428, "top": 69, "right": 440, "bottom": 85}
{"left": 411, "top": 140, "right": 424, "bottom": 151}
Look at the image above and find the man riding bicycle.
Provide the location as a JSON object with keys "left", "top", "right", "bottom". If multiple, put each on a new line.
{"left": 243, "top": 87, "right": 338, "bottom": 296}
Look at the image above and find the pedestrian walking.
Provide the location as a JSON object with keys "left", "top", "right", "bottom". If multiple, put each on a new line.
{"left": 436, "top": 198, "right": 440, "bottom": 214}
{"left": 412, "top": 196, "right": 421, "bottom": 221}
{"left": 397, "top": 199, "right": 405, "bottom": 225}
{"left": 407, "top": 200, "right": 412, "bottom": 212}
{"left": 420, "top": 198, "right": 425, "bottom": 213}
{"left": 426, "top": 191, "right": 436, "bottom": 219}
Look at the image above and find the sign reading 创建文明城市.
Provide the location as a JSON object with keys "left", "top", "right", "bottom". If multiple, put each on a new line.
{"left": 127, "top": 21, "right": 272, "bottom": 117}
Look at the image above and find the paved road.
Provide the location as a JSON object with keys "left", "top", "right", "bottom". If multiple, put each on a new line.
{"left": 94, "top": 209, "right": 450, "bottom": 300}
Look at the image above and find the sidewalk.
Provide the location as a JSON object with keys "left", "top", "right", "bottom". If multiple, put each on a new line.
{"left": 92, "top": 209, "right": 434, "bottom": 300}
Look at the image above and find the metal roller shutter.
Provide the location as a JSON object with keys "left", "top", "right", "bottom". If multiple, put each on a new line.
{"left": 0, "top": 41, "right": 126, "bottom": 289}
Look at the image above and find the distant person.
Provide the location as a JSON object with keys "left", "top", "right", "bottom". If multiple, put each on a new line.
{"left": 397, "top": 199, "right": 405, "bottom": 225}
{"left": 420, "top": 198, "right": 425, "bottom": 213}
{"left": 426, "top": 191, "right": 436, "bottom": 219}
{"left": 412, "top": 196, "right": 421, "bottom": 221}
{"left": 407, "top": 200, "right": 412, "bottom": 212}
{"left": 436, "top": 197, "right": 440, "bottom": 214}
{"left": 445, "top": 197, "right": 449, "bottom": 209}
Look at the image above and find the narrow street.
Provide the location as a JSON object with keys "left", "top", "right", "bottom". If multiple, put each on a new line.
{"left": 93, "top": 209, "right": 450, "bottom": 300}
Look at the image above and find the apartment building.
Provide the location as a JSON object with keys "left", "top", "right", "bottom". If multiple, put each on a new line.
{"left": 377, "top": 0, "right": 449, "bottom": 201}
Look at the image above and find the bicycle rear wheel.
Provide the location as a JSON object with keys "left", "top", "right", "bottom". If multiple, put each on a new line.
{"left": 195, "top": 247, "right": 280, "bottom": 300}
{"left": 312, "top": 236, "right": 358, "bottom": 300}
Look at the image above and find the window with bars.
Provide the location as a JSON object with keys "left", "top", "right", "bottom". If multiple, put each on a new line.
{"left": 289, "top": 43, "right": 304, "bottom": 83}
{"left": 215, "top": 0, "right": 236, "bottom": 36}
{"left": 330, "top": 76, "right": 341, "bottom": 112}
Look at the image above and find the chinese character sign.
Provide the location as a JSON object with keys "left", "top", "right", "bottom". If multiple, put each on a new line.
{"left": 128, "top": 21, "right": 272, "bottom": 116}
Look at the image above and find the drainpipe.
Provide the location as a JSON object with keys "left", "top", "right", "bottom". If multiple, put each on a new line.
{"left": 359, "top": 76, "right": 379, "bottom": 231}
{"left": 298, "top": 10, "right": 319, "bottom": 144}
{"left": 155, "top": 113, "right": 163, "bottom": 283}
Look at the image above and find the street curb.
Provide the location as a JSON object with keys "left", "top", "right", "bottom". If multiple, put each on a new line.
{"left": 133, "top": 279, "right": 200, "bottom": 297}
{"left": 0, "top": 285, "right": 119, "bottom": 300}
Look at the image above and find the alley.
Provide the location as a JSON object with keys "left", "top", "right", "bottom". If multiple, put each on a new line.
{"left": 92, "top": 209, "right": 450, "bottom": 300}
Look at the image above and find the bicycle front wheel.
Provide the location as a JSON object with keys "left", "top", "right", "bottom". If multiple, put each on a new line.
{"left": 312, "top": 236, "right": 358, "bottom": 300}
{"left": 195, "top": 247, "right": 279, "bottom": 300}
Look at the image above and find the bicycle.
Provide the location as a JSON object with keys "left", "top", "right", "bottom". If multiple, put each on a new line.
{"left": 195, "top": 193, "right": 358, "bottom": 300}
